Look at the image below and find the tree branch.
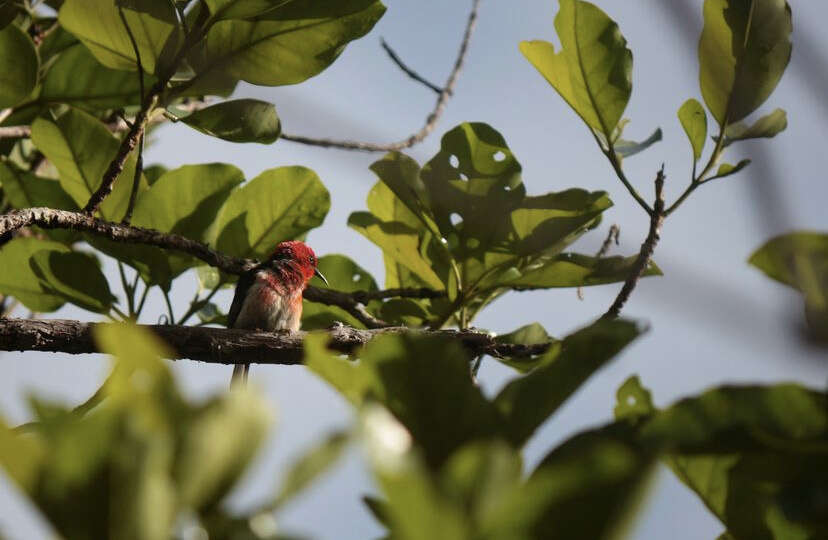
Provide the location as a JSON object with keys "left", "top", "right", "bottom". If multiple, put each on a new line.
{"left": 380, "top": 37, "right": 443, "bottom": 94}
{"left": 0, "top": 319, "right": 551, "bottom": 364}
{"left": 279, "top": 0, "right": 480, "bottom": 152}
{"left": 603, "top": 167, "right": 666, "bottom": 319}
{"left": 0, "top": 208, "right": 444, "bottom": 326}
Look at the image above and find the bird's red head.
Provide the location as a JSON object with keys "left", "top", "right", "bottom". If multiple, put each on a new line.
{"left": 267, "top": 240, "right": 327, "bottom": 286}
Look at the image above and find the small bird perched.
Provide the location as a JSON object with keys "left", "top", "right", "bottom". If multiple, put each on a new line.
{"left": 228, "top": 240, "right": 327, "bottom": 385}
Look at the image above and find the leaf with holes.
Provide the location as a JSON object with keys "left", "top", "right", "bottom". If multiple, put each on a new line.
{"left": 699, "top": 0, "right": 792, "bottom": 126}
{"left": 520, "top": 0, "right": 632, "bottom": 139}
{"left": 214, "top": 166, "right": 330, "bottom": 260}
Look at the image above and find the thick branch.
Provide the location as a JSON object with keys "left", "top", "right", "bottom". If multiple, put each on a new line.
{"left": 0, "top": 208, "right": 444, "bottom": 324}
{"left": 279, "top": 0, "right": 480, "bottom": 152}
{"left": 0, "top": 319, "right": 551, "bottom": 364}
{"left": 603, "top": 167, "right": 666, "bottom": 319}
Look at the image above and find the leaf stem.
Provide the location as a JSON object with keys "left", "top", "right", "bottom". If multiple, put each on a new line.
{"left": 177, "top": 282, "right": 222, "bottom": 325}
{"left": 592, "top": 130, "right": 654, "bottom": 216}
{"left": 117, "top": 261, "right": 135, "bottom": 316}
{"left": 162, "top": 288, "right": 175, "bottom": 323}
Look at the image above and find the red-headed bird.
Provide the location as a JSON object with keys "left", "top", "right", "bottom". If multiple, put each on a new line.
{"left": 228, "top": 240, "right": 327, "bottom": 385}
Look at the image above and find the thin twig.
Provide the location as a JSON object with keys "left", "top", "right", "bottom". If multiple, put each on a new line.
{"left": 380, "top": 37, "right": 444, "bottom": 94}
{"left": 121, "top": 133, "right": 144, "bottom": 224}
{"left": 0, "top": 125, "right": 31, "bottom": 139}
{"left": 603, "top": 167, "right": 666, "bottom": 319}
{"left": 0, "top": 319, "right": 553, "bottom": 364}
{"left": 279, "top": 0, "right": 480, "bottom": 152}
{"left": 118, "top": 7, "right": 145, "bottom": 101}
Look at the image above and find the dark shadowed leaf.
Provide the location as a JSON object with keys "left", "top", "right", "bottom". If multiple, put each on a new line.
{"left": 495, "top": 318, "right": 643, "bottom": 446}
{"left": 699, "top": 0, "right": 792, "bottom": 125}
{"left": 0, "top": 238, "right": 69, "bottom": 312}
{"left": 215, "top": 166, "right": 330, "bottom": 259}
{"left": 712, "top": 159, "right": 750, "bottom": 180}
{"left": 115, "top": 0, "right": 178, "bottom": 23}
{"left": 520, "top": 0, "right": 632, "bottom": 139}
{"left": 723, "top": 108, "right": 787, "bottom": 146}
{"left": 678, "top": 98, "right": 708, "bottom": 160}
{"left": 615, "top": 128, "right": 662, "bottom": 159}
{"left": 494, "top": 322, "right": 561, "bottom": 374}
{"left": 30, "top": 251, "right": 115, "bottom": 313}
{"left": 0, "top": 23, "right": 38, "bottom": 108}
{"left": 500, "top": 253, "right": 661, "bottom": 289}
{"left": 205, "top": 0, "right": 292, "bottom": 21}
{"left": 302, "top": 254, "right": 380, "bottom": 330}
{"left": 179, "top": 99, "right": 280, "bottom": 143}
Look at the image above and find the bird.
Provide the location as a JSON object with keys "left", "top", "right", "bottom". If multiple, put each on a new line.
{"left": 227, "top": 240, "right": 327, "bottom": 386}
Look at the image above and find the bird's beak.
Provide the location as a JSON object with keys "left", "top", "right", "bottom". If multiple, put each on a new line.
{"left": 314, "top": 268, "right": 329, "bottom": 286}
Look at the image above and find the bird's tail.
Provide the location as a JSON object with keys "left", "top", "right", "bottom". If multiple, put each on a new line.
{"left": 231, "top": 363, "right": 250, "bottom": 387}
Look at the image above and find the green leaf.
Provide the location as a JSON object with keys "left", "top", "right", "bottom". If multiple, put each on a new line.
{"left": 723, "top": 108, "right": 787, "bottom": 146}
{"left": 185, "top": 0, "right": 386, "bottom": 91}
{"left": 215, "top": 166, "right": 330, "bottom": 260}
{"left": 613, "top": 375, "right": 655, "bottom": 423}
{"left": 38, "top": 25, "right": 79, "bottom": 64}
{"left": 42, "top": 44, "right": 153, "bottom": 110}
{"left": 495, "top": 318, "right": 643, "bottom": 446}
{"left": 699, "top": 0, "right": 792, "bottom": 125}
{"left": 501, "top": 252, "right": 661, "bottom": 289}
{"left": 713, "top": 158, "right": 751, "bottom": 179}
{"left": 301, "top": 254, "right": 380, "bottom": 330}
{"left": 93, "top": 163, "right": 243, "bottom": 287}
{"left": 678, "top": 98, "right": 708, "bottom": 160}
{"left": 0, "top": 23, "right": 39, "bottom": 108}
{"left": 0, "top": 3, "right": 20, "bottom": 31}
{"left": 142, "top": 164, "right": 168, "bottom": 185}
{"left": 30, "top": 108, "right": 147, "bottom": 221}
{"left": 494, "top": 322, "right": 561, "bottom": 374}
{"left": 116, "top": 0, "right": 178, "bottom": 24}
{"left": 614, "top": 127, "right": 662, "bottom": 159}
{"left": 59, "top": 0, "right": 176, "bottom": 73}
{"left": 205, "top": 0, "right": 291, "bottom": 21}
{"left": 0, "top": 238, "right": 69, "bottom": 312}
{"left": 30, "top": 251, "right": 115, "bottom": 313}
{"left": 520, "top": 0, "right": 632, "bottom": 139}
{"left": 0, "top": 162, "right": 78, "bottom": 211}
{"left": 179, "top": 99, "right": 281, "bottom": 144}
{"left": 271, "top": 431, "right": 349, "bottom": 509}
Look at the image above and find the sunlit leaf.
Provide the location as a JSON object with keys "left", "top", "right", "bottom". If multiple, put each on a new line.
{"left": 699, "top": 0, "right": 792, "bottom": 125}
{"left": 713, "top": 159, "right": 751, "bottom": 179}
{"left": 501, "top": 253, "right": 661, "bottom": 289}
{"left": 179, "top": 99, "right": 281, "bottom": 144}
{"left": 678, "top": 98, "right": 708, "bottom": 160}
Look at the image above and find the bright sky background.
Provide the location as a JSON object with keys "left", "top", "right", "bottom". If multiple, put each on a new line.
{"left": 2, "top": 0, "right": 828, "bottom": 538}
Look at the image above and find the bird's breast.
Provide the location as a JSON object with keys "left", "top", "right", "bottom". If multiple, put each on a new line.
{"left": 234, "top": 271, "right": 303, "bottom": 331}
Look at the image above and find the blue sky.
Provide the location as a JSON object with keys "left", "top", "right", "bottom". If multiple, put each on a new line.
{"left": 2, "top": 1, "right": 828, "bottom": 538}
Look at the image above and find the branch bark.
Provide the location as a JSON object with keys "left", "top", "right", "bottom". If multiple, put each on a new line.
{"left": 0, "top": 319, "right": 551, "bottom": 364}
{"left": 279, "top": 0, "right": 480, "bottom": 152}
{"left": 603, "top": 167, "right": 666, "bottom": 319}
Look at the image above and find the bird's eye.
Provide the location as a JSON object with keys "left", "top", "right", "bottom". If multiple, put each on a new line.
{"left": 309, "top": 255, "right": 315, "bottom": 265}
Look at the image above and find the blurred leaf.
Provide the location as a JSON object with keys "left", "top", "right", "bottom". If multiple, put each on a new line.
{"left": 38, "top": 25, "right": 79, "bottom": 63}
{"left": 42, "top": 44, "right": 154, "bottom": 110}
{"left": 30, "top": 251, "right": 115, "bottom": 313}
{"left": 678, "top": 98, "right": 708, "bottom": 161}
{"left": 142, "top": 164, "right": 168, "bottom": 185}
{"left": 184, "top": 0, "right": 385, "bottom": 92}
{"left": 723, "top": 108, "right": 787, "bottom": 147}
{"left": 215, "top": 166, "right": 330, "bottom": 260}
{"left": 30, "top": 108, "right": 147, "bottom": 221}
{"left": 494, "top": 322, "right": 561, "bottom": 374}
{"left": 302, "top": 254, "right": 379, "bottom": 330}
{"left": 196, "top": 302, "right": 227, "bottom": 325}
{"left": 0, "top": 2, "right": 19, "bottom": 31}
{"left": 204, "top": 0, "right": 291, "bottom": 21}
{"left": 176, "top": 387, "right": 272, "bottom": 511}
{"left": 501, "top": 253, "right": 661, "bottom": 289}
{"left": 0, "top": 23, "right": 38, "bottom": 108}
{"left": 116, "top": 0, "right": 178, "bottom": 24}
{"left": 495, "top": 318, "right": 643, "bottom": 446}
{"left": 614, "top": 128, "right": 662, "bottom": 159}
{"left": 613, "top": 375, "right": 655, "bottom": 423}
{"left": 272, "top": 431, "right": 349, "bottom": 509}
{"left": 714, "top": 159, "right": 750, "bottom": 179}
{"left": 59, "top": 0, "right": 177, "bottom": 73}
{"left": 179, "top": 99, "right": 281, "bottom": 144}
{"left": 699, "top": 0, "right": 792, "bottom": 125}
{"left": 520, "top": 0, "right": 631, "bottom": 139}
{"left": 0, "top": 238, "right": 69, "bottom": 312}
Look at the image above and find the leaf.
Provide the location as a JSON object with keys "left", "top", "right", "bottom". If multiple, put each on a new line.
{"left": 713, "top": 159, "right": 751, "bottom": 179}
{"left": 678, "top": 98, "right": 708, "bottom": 160}
{"left": 0, "top": 162, "right": 78, "bottom": 211}
{"left": 0, "top": 238, "right": 69, "bottom": 312}
{"left": 699, "top": 0, "right": 792, "bottom": 125}
{"left": 205, "top": 0, "right": 292, "bottom": 21}
{"left": 520, "top": 0, "right": 632, "bottom": 139}
{"left": 179, "top": 99, "right": 281, "bottom": 144}
{"left": 215, "top": 166, "right": 330, "bottom": 259}
{"left": 301, "top": 254, "right": 380, "bottom": 330}
{"left": 185, "top": 0, "right": 386, "bottom": 91}
{"left": 41, "top": 43, "right": 153, "bottom": 110}
{"left": 116, "top": 0, "right": 178, "bottom": 24}
{"left": 502, "top": 252, "right": 661, "bottom": 289}
{"left": 614, "top": 375, "right": 655, "bottom": 423}
{"left": 92, "top": 163, "right": 243, "bottom": 288}
{"left": 30, "top": 108, "right": 146, "bottom": 221}
{"left": 0, "top": 2, "right": 20, "bottom": 31}
{"left": 723, "top": 108, "right": 787, "bottom": 146}
{"left": 494, "top": 322, "right": 561, "bottom": 374}
{"left": 59, "top": 0, "right": 177, "bottom": 73}
{"left": 271, "top": 431, "right": 349, "bottom": 509}
{"left": 30, "top": 251, "right": 115, "bottom": 313}
{"left": 614, "top": 127, "right": 662, "bottom": 158}
{"left": 0, "top": 23, "right": 39, "bottom": 108}
{"left": 495, "top": 318, "right": 643, "bottom": 446}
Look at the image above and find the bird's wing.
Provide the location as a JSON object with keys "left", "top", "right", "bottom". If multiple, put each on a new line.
{"left": 227, "top": 270, "right": 256, "bottom": 328}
